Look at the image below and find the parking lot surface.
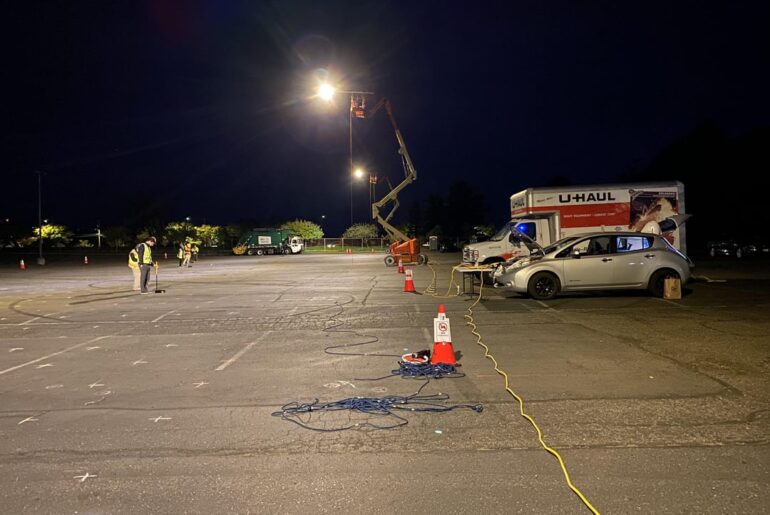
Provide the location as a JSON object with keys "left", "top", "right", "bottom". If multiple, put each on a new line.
{"left": 1, "top": 252, "right": 769, "bottom": 514}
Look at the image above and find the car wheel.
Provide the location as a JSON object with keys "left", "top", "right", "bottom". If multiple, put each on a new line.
{"left": 418, "top": 254, "right": 428, "bottom": 265}
{"left": 527, "top": 272, "right": 560, "bottom": 300}
{"left": 246, "top": 249, "right": 255, "bottom": 256}
{"left": 647, "top": 269, "right": 678, "bottom": 297}
{"left": 384, "top": 255, "right": 396, "bottom": 266}
{"left": 256, "top": 249, "right": 264, "bottom": 256}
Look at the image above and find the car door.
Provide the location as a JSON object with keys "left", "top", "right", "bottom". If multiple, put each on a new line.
{"left": 611, "top": 235, "right": 656, "bottom": 286}
{"left": 560, "top": 236, "right": 616, "bottom": 289}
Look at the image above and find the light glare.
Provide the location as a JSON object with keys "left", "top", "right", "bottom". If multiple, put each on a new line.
{"left": 318, "top": 83, "right": 335, "bottom": 101}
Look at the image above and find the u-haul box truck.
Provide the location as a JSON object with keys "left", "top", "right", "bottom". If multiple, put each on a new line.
{"left": 463, "top": 181, "right": 687, "bottom": 265}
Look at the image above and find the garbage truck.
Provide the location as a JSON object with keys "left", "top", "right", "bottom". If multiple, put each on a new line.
{"left": 463, "top": 181, "right": 688, "bottom": 265}
{"left": 232, "top": 228, "right": 304, "bottom": 256}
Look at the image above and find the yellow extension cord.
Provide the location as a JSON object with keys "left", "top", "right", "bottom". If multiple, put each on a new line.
{"left": 425, "top": 265, "right": 600, "bottom": 514}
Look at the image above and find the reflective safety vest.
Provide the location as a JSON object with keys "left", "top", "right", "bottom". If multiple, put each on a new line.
{"left": 128, "top": 248, "right": 139, "bottom": 269}
{"left": 137, "top": 243, "right": 153, "bottom": 264}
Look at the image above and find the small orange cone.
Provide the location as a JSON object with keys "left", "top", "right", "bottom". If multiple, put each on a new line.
{"left": 397, "top": 258, "right": 404, "bottom": 274}
{"left": 431, "top": 304, "right": 456, "bottom": 365}
{"left": 84, "top": 256, "right": 89, "bottom": 265}
{"left": 19, "top": 259, "right": 26, "bottom": 270}
{"left": 403, "top": 267, "right": 416, "bottom": 292}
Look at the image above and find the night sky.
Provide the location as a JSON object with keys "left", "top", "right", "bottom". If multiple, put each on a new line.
{"left": 4, "top": 1, "right": 769, "bottom": 237}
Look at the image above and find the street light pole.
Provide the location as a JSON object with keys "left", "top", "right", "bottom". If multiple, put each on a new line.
{"left": 349, "top": 97, "right": 354, "bottom": 226}
{"left": 36, "top": 170, "right": 45, "bottom": 266}
{"left": 315, "top": 83, "right": 373, "bottom": 228}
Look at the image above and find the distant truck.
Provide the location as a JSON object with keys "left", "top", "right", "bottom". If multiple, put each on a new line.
{"left": 463, "top": 181, "right": 688, "bottom": 265}
{"left": 232, "top": 228, "right": 304, "bottom": 256}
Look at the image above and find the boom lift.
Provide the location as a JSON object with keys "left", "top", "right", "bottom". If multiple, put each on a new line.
{"left": 362, "top": 97, "right": 427, "bottom": 266}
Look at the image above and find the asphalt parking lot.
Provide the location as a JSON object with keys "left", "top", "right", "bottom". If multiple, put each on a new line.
{"left": 1, "top": 252, "right": 769, "bottom": 514}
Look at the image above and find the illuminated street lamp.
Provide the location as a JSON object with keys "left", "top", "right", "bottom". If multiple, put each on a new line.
{"left": 316, "top": 81, "right": 374, "bottom": 225}
{"left": 352, "top": 167, "right": 376, "bottom": 222}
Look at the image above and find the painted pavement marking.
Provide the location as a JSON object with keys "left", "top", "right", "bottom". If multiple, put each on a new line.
{"left": 0, "top": 335, "right": 111, "bottom": 377}
{"left": 215, "top": 331, "right": 272, "bottom": 371}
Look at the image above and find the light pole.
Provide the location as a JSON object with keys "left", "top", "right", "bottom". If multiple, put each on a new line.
{"left": 36, "top": 170, "right": 45, "bottom": 265}
{"left": 316, "top": 83, "right": 373, "bottom": 226}
{"left": 368, "top": 173, "right": 377, "bottom": 222}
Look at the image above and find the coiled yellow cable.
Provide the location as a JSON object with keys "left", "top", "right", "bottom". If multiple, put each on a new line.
{"left": 464, "top": 280, "right": 601, "bottom": 515}
{"left": 423, "top": 262, "right": 461, "bottom": 298}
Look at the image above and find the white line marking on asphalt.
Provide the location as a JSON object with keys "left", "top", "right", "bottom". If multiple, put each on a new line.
{"left": 89, "top": 381, "right": 104, "bottom": 388}
{"left": 74, "top": 473, "right": 97, "bottom": 482}
{"left": 193, "top": 381, "right": 208, "bottom": 388}
{"left": 0, "top": 335, "right": 109, "bottom": 376}
{"left": 151, "top": 310, "right": 176, "bottom": 323}
{"left": 18, "top": 416, "right": 38, "bottom": 425}
{"left": 658, "top": 298, "right": 688, "bottom": 307}
{"left": 36, "top": 363, "right": 53, "bottom": 369}
{"left": 45, "top": 384, "right": 63, "bottom": 389}
{"left": 215, "top": 332, "right": 272, "bottom": 371}
{"left": 18, "top": 317, "right": 40, "bottom": 326}
{"left": 132, "top": 359, "right": 148, "bottom": 365}
{"left": 86, "top": 346, "right": 101, "bottom": 351}
{"left": 9, "top": 348, "right": 24, "bottom": 352}
{"left": 149, "top": 416, "right": 171, "bottom": 422}
{"left": 537, "top": 300, "right": 558, "bottom": 311}
{"left": 165, "top": 344, "right": 178, "bottom": 348}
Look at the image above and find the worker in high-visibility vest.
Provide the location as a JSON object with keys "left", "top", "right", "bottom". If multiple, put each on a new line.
{"left": 136, "top": 236, "right": 156, "bottom": 294}
{"left": 128, "top": 246, "right": 140, "bottom": 291}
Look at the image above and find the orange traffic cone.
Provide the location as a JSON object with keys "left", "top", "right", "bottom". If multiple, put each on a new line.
{"left": 403, "top": 267, "right": 416, "bottom": 292}
{"left": 431, "top": 304, "right": 456, "bottom": 365}
{"left": 19, "top": 259, "right": 26, "bottom": 270}
{"left": 397, "top": 258, "right": 404, "bottom": 274}
{"left": 83, "top": 256, "right": 89, "bottom": 265}
{"left": 431, "top": 340, "right": 456, "bottom": 365}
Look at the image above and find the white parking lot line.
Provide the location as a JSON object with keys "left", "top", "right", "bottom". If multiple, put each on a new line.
{"left": 0, "top": 335, "right": 111, "bottom": 376}
{"left": 215, "top": 331, "right": 271, "bottom": 371}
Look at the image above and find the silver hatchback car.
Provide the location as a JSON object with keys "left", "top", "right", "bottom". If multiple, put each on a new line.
{"left": 493, "top": 231, "right": 694, "bottom": 300}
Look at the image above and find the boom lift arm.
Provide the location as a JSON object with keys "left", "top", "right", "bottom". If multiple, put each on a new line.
{"left": 365, "top": 98, "right": 426, "bottom": 265}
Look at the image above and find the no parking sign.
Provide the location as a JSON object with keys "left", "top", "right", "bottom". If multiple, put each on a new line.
{"left": 433, "top": 317, "right": 452, "bottom": 343}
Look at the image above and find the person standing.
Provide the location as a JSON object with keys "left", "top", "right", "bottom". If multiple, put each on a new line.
{"left": 191, "top": 243, "right": 199, "bottom": 263}
{"left": 128, "top": 246, "right": 140, "bottom": 291}
{"left": 181, "top": 240, "right": 192, "bottom": 268}
{"left": 177, "top": 242, "right": 185, "bottom": 267}
{"left": 136, "top": 236, "right": 156, "bottom": 294}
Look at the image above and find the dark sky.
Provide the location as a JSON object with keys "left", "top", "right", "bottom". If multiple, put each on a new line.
{"left": 4, "top": 0, "right": 769, "bottom": 236}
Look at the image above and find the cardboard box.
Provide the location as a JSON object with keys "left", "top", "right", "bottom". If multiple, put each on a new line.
{"left": 664, "top": 277, "right": 682, "bottom": 299}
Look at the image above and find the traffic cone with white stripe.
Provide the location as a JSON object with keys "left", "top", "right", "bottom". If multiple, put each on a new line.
{"left": 19, "top": 259, "right": 26, "bottom": 270}
{"left": 431, "top": 304, "right": 456, "bottom": 365}
{"left": 397, "top": 258, "right": 404, "bottom": 274}
{"left": 403, "top": 267, "right": 416, "bottom": 293}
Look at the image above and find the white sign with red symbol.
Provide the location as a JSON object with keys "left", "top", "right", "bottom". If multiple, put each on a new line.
{"left": 433, "top": 317, "right": 452, "bottom": 343}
